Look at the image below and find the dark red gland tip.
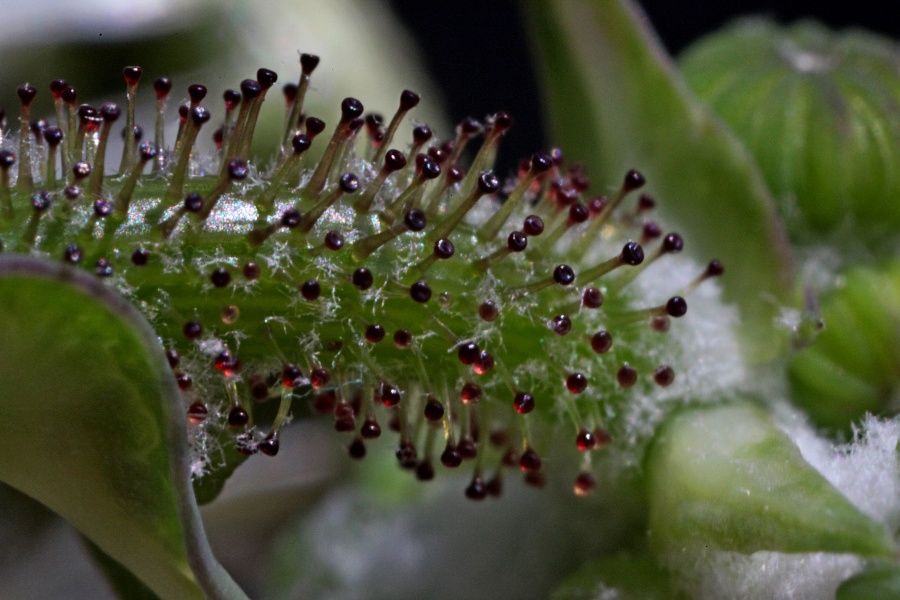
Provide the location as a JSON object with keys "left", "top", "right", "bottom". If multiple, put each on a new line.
{"left": 63, "top": 244, "right": 82, "bottom": 263}
{"left": 583, "top": 287, "right": 603, "bottom": 309}
{"left": 465, "top": 477, "right": 488, "bottom": 501}
{"left": 365, "top": 324, "right": 385, "bottom": 343}
{"left": 440, "top": 444, "right": 462, "bottom": 468}
{"left": 491, "top": 111, "right": 514, "bottom": 133}
{"left": 282, "top": 365, "right": 303, "bottom": 387}
{"left": 460, "top": 382, "right": 482, "bottom": 404}
{"left": 94, "top": 259, "right": 114, "bottom": 278}
{"left": 574, "top": 472, "right": 596, "bottom": 496}
{"left": 423, "top": 396, "right": 444, "bottom": 422}
{"left": 259, "top": 431, "right": 280, "bottom": 456}
{"left": 404, "top": 209, "right": 427, "bottom": 231}
{"left": 176, "top": 373, "right": 192, "bottom": 392}
{"left": 223, "top": 89, "right": 241, "bottom": 109}
{"left": 291, "top": 133, "right": 311, "bottom": 153}
{"left": 31, "top": 193, "right": 51, "bottom": 212}
{"left": 617, "top": 364, "right": 638, "bottom": 388}
{"left": 621, "top": 242, "right": 644, "bottom": 266}
{"left": 228, "top": 405, "right": 249, "bottom": 427}
{"left": 360, "top": 418, "right": 382, "bottom": 439}
{"left": 638, "top": 194, "right": 656, "bottom": 212}
{"left": 210, "top": 267, "right": 232, "bottom": 288}
{"left": 324, "top": 231, "right": 344, "bottom": 251}
{"left": 300, "top": 53, "right": 320, "bottom": 75}
{"left": 434, "top": 238, "right": 454, "bottom": 259}
{"left": 188, "top": 84, "right": 208, "bottom": 104}
{"left": 576, "top": 429, "right": 595, "bottom": 452}
{"left": 478, "top": 300, "right": 499, "bottom": 321}
{"left": 240, "top": 79, "right": 261, "bottom": 100}
{"left": 17, "top": 84, "right": 37, "bottom": 106}
{"left": 61, "top": 86, "right": 77, "bottom": 104}
{"left": 281, "top": 208, "right": 301, "bottom": 228}
{"left": 191, "top": 106, "right": 211, "bottom": 125}
{"left": 661, "top": 233, "right": 684, "bottom": 254}
{"left": 340, "top": 97, "right": 364, "bottom": 122}
{"left": 300, "top": 280, "right": 321, "bottom": 300}
{"left": 666, "top": 296, "right": 688, "bottom": 318}
{"left": 122, "top": 66, "right": 142, "bottom": 86}
{"left": 706, "top": 259, "right": 725, "bottom": 277}
{"left": 130, "top": 247, "right": 150, "bottom": 266}
{"left": 184, "top": 193, "right": 203, "bottom": 213}
{"left": 49, "top": 79, "right": 67, "bottom": 98}
{"left": 477, "top": 171, "right": 500, "bottom": 194}
{"left": 186, "top": 401, "right": 207, "bottom": 424}
{"left": 473, "top": 351, "right": 494, "bottom": 375}
{"left": 256, "top": 68, "right": 278, "bottom": 89}
{"left": 396, "top": 442, "right": 418, "bottom": 469}
{"left": 381, "top": 383, "right": 401, "bottom": 407}
{"left": 622, "top": 169, "right": 645, "bottom": 191}
{"left": 399, "top": 90, "right": 420, "bottom": 110}
{"left": 309, "top": 367, "right": 330, "bottom": 389}
{"left": 153, "top": 77, "right": 172, "bottom": 99}
{"left": 393, "top": 329, "right": 412, "bottom": 348}
{"left": 566, "top": 372, "right": 588, "bottom": 394}
{"left": 410, "top": 280, "right": 431, "bottom": 303}
{"left": 519, "top": 448, "right": 541, "bottom": 472}
{"left": 553, "top": 264, "right": 575, "bottom": 285}
{"left": 513, "top": 391, "right": 535, "bottom": 414}
{"left": 182, "top": 320, "right": 202, "bottom": 340}
{"left": 305, "top": 117, "right": 326, "bottom": 137}
{"left": 415, "top": 461, "right": 435, "bottom": 481}
{"left": 531, "top": 152, "right": 554, "bottom": 173}
{"left": 569, "top": 203, "right": 589, "bottom": 224}
{"left": 457, "top": 342, "right": 480, "bottom": 365}
{"left": 507, "top": 231, "right": 527, "bottom": 252}
{"left": 550, "top": 314, "right": 572, "bottom": 336}
{"left": 654, "top": 365, "right": 675, "bottom": 387}
{"left": 457, "top": 436, "right": 477, "bottom": 460}
{"left": 384, "top": 149, "right": 406, "bottom": 172}
{"left": 348, "top": 438, "right": 366, "bottom": 459}
{"left": 591, "top": 330, "right": 613, "bottom": 354}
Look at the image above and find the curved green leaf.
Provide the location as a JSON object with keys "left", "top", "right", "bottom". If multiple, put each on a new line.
{"left": 524, "top": 0, "right": 795, "bottom": 360}
{"left": 0, "top": 255, "right": 249, "bottom": 600}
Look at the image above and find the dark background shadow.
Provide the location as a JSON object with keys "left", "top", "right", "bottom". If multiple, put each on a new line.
{"left": 387, "top": 0, "right": 897, "bottom": 175}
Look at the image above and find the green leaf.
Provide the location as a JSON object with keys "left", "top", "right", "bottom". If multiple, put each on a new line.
{"left": 0, "top": 255, "right": 249, "bottom": 600}
{"left": 645, "top": 401, "right": 895, "bottom": 557}
{"left": 524, "top": 0, "right": 795, "bottom": 360}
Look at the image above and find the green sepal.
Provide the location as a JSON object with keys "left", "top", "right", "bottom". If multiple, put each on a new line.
{"left": 645, "top": 401, "right": 895, "bottom": 557}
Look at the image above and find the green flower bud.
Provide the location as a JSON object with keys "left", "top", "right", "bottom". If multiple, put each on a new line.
{"left": 646, "top": 401, "right": 895, "bottom": 557}
{"left": 838, "top": 562, "right": 900, "bottom": 599}
{"left": 789, "top": 261, "right": 900, "bottom": 431}
{"left": 680, "top": 19, "right": 900, "bottom": 251}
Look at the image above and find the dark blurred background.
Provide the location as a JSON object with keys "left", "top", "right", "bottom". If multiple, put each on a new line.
{"left": 388, "top": 0, "right": 898, "bottom": 175}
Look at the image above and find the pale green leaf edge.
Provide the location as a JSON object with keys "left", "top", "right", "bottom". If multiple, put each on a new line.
{"left": 524, "top": 0, "right": 796, "bottom": 360}
{"left": 0, "top": 254, "right": 250, "bottom": 600}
